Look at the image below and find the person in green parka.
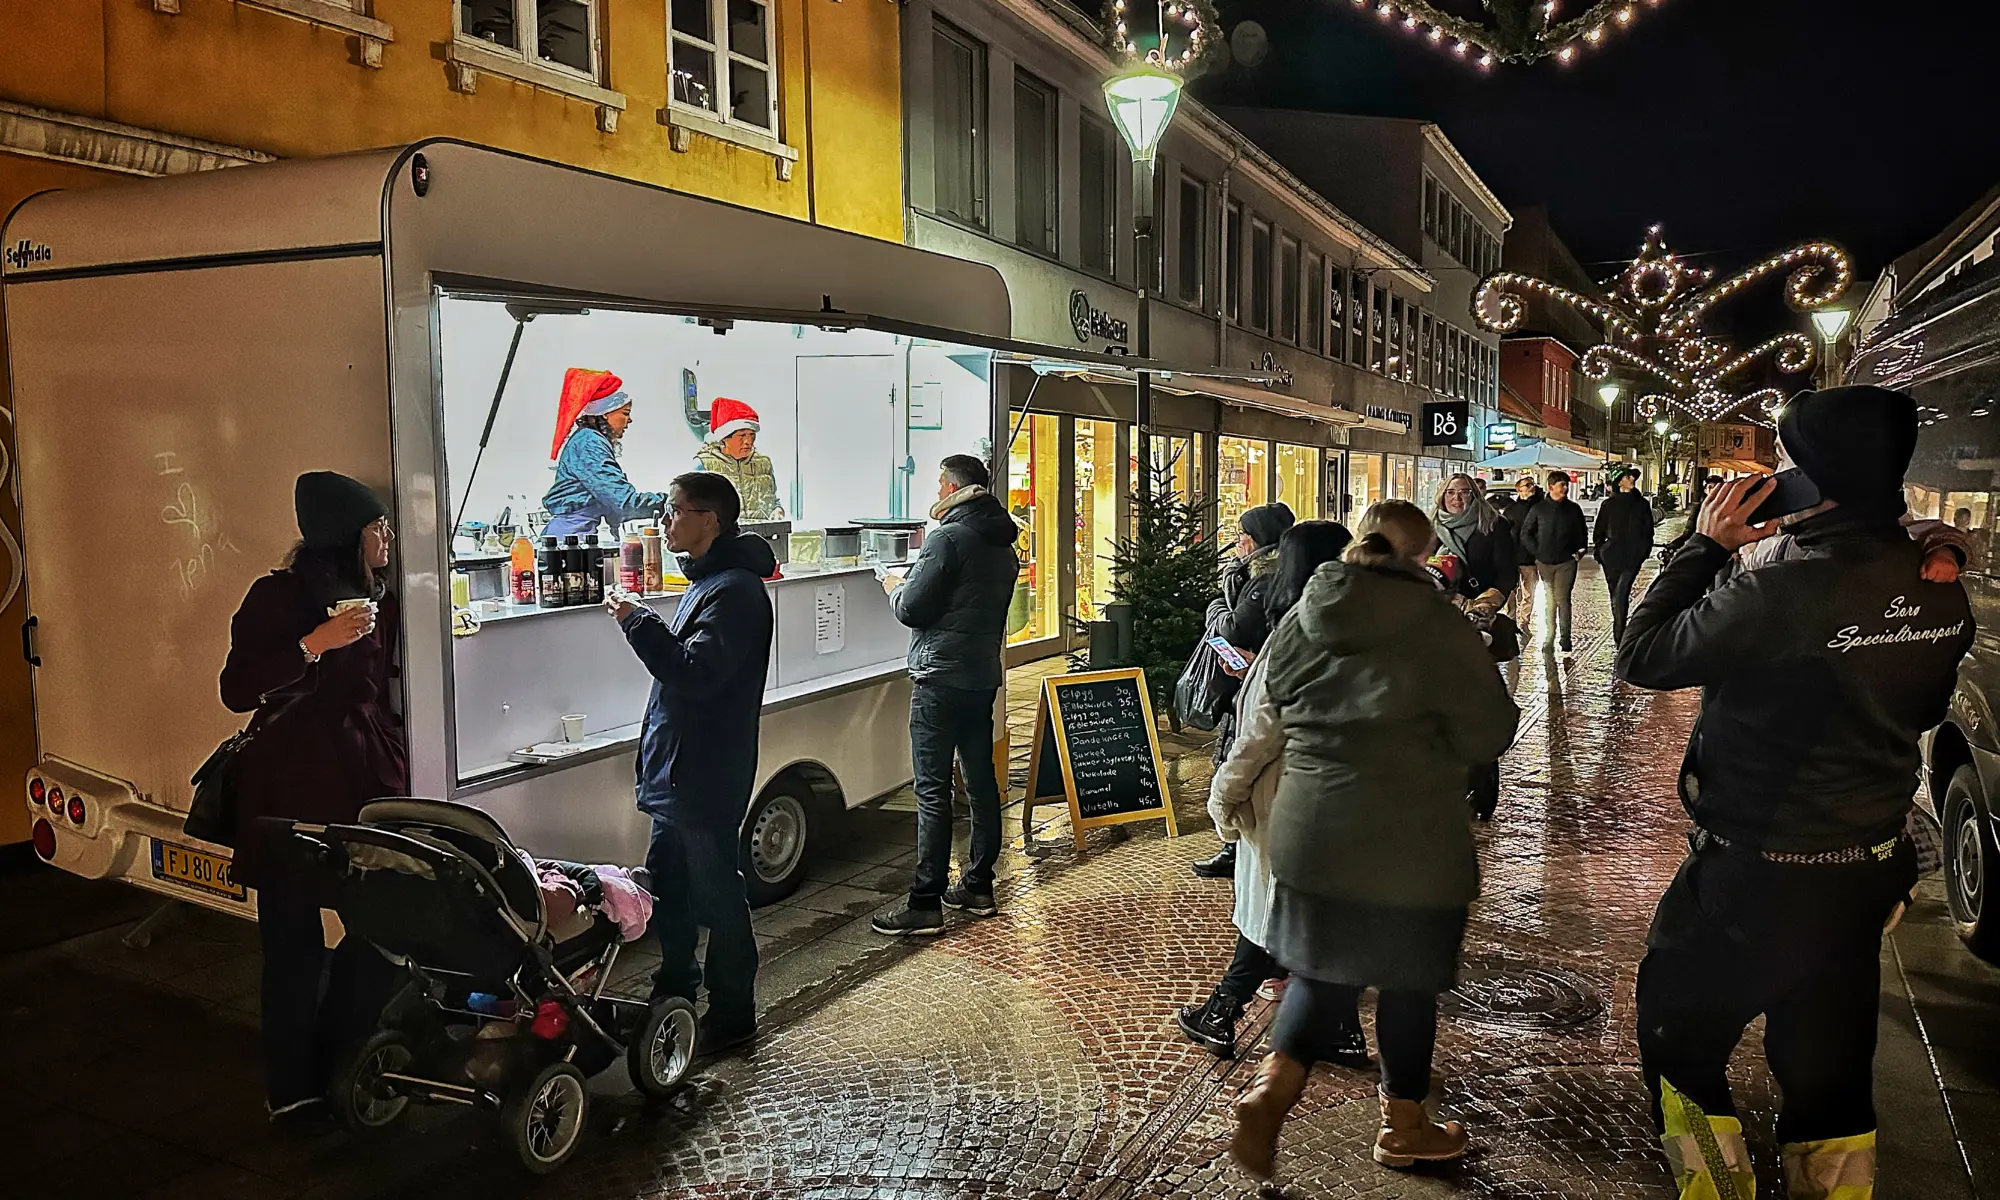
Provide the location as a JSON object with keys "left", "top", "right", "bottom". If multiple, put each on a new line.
{"left": 1227, "top": 499, "right": 1519, "bottom": 1182}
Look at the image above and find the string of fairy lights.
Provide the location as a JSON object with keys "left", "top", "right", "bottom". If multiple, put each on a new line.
{"left": 1339, "top": 0, "right": 1670, "bottom": 69}
{"left": 1474, "top": 226, "right": 1854, "bottom": 425}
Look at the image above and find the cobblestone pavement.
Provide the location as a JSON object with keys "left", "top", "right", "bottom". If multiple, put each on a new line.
{"left": 6, "top": 556, "right": 2000, "bottom": 1198}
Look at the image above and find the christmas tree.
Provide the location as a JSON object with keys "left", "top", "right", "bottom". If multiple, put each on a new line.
{"left": 1105, "top": 459, "right": 1220, "bottom": 729}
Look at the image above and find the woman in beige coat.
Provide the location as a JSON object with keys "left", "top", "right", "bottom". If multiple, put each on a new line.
{"left": 1177, "top": 521, "right": 1357, "bottom": 1059}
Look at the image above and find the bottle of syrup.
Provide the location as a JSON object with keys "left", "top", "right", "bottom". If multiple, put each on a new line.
{"left": 561, "top": 536, "right": 588, "bottom": 607}
{"left": 510, "top": 532, "right": 537, "bottom": 605}
{"left": 583, "top": 534, "right": 605, "bottom": 605}
{"left": 537, "top": 536, "right": 565, "bottom": 608}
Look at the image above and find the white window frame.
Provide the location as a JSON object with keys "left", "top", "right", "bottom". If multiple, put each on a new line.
{"left": 667, "top": 0, "right": 780, "bottom": 138}
{"left": 456, "top": 0, "right": 602, "bottom": 85}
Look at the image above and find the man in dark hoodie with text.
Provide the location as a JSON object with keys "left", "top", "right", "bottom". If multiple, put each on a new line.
{"left": 874, "top": 454, "right": 1023, "bottom": 936}
{"left": 609, "top": 471, "right": 774, "bottom": 1054}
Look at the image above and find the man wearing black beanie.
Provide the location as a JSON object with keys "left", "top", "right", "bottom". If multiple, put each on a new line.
{"left": 1615, "top": 385, "right": 1974, "bottom": 1199}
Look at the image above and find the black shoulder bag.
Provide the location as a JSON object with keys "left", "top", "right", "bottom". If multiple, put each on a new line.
{"left": 183, "top": 684, "right": 313, "bottom": 848}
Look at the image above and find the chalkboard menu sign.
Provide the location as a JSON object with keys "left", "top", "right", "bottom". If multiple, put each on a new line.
{"left": 1022, "top": 668, "right": 1177, "bottom": 850}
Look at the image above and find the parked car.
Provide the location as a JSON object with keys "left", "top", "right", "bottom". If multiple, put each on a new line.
{"left": 1853, "top": 254, "right": 2000, "bottom": 963}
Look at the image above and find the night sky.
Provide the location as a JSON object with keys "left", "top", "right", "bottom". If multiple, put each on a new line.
{"left": 1192, "top": 0, "right": 2000, "bottom": 287}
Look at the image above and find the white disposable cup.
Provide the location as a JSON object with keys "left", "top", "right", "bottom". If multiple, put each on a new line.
{"left": 561, "top": 714, "right": 586, "bottom": 743}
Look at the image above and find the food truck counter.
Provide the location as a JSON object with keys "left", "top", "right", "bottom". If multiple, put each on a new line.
{"left": 450, "top": 565, "right": 906, "bottom": 788}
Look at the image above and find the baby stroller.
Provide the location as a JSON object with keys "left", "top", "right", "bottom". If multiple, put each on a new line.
{"left": 270, "top": 799, "right": 695, "bottom": 1174}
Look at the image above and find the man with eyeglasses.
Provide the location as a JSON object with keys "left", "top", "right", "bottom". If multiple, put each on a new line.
{"left": 606, "top": 471, "right": 775, "bottom": 1055}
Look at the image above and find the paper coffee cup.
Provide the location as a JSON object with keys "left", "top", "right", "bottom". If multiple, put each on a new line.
{"left": 560, "top": 714, "right": 586, "bottom": 743}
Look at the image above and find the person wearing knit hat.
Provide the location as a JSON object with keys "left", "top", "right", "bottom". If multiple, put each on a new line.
{"left": 1616, "top": 384, "right": 1974, "bottom": 1200}
{"left": 692, "top": 397, "right": 786, "bottom": 521}
{"left": 543, "top": 367, "right": 669, "bottom": 539}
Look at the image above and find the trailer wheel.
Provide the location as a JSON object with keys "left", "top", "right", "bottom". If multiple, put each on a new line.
{"left": 742, "top": 778, "right": 816, "bottom": 906}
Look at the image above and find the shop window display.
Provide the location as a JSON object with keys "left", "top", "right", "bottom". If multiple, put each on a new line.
{"left": 1274, "top": 444, "right": 1322, "bottom": 519}
{"left": 1417, "top": 458, "right": 1446, "bottom": 512}
{"left": 1390, "top": 455, "right": 1416, "bottom": 502}
{"left": 1348, "top": 451, "right": 1385, "bottom": 518}
{"left": 1217, "top": 436, "right": 1271, "bottom": 536}
{"left": 1007, "top": 413, "right": 1063, "bottom": 645}
{"left": 1074, "top": 419, "right": 1120, "bottom": 622}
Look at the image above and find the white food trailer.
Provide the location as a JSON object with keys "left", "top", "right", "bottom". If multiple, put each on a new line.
{"left": 4, "top": 141, "right": 1148, "bottom": 916}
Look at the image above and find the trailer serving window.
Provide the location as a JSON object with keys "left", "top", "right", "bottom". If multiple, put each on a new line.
{"left": 434, "top": 295, "right": 994, "bottom": 786}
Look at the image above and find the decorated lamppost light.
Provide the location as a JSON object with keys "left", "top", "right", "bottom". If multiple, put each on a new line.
{"left": 1101, "top": 0, "right": 1221, "bottom": 486}
{"left": 1811, "top": 307, "right": 1853, "bottom": 389}
{"left": 1475, "top": 225, "right": 1853, "bottom": 427}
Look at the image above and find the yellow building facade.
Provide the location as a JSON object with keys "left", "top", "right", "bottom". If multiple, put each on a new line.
{"left": 0, "top": 0, "right": 907, "bottom": 844}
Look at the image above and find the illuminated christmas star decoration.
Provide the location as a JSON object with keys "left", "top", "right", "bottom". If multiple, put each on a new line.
{"left": 1474, "top": 225, "right": 1853, "bottom": 424}
{"left": 1339, "top": 0, "right": 1669, "bottom": 69}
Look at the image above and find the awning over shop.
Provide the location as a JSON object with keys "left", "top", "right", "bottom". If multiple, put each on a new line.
{"left": 1705, "top": 458, "right": 1769, "bottom": 476}
{"left": 997, "top": 353, "right": 1409, "bottom": 436}
{"left": 1480, "top": 442, "right": 1609, "bottom": 472}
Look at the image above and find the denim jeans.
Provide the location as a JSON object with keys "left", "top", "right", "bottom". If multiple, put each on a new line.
{"left": 1273, "top": 979, "right": 1435, "bottom": 1100}
{"left": 645, "top": 814, "right": 759, "bottom": 1024}
{"left": 909, "top": 682, "right": 1003, "bottom": 908}
{"left": 1606, "top": 564, "right": 1642, "bottom": 644}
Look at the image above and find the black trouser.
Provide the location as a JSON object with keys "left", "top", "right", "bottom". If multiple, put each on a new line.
{"left": 1217, "top": 933, "right": 1284, "bottom": 1003}
{"left": 910, "top": 682, "right": 1003, "bottom": 908}
{"left": 1637, "top": 836, "right": 1915, "bottom": 1144}
{"left": 1272, "top": 979, "right": 1432, "bottom": 1098}
{"left": 1605, "top": 563, "right": 1642, "bottom": 643}
{"left": 257, "top": 891, "right": 393, "bottom": 1110}
{"left": 646, "top": 813, "right": 759, "bottom": 1025}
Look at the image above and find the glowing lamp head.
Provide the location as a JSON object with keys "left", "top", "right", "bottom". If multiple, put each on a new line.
{"left": 1102, "top": 64, "right": 1184, "bottom": 163}
{"left": 1598, "top": 383, "right": 1623, "bottom": 408}
{"left": 1653, "top": 419, "right": 1670, "bottom": 435}
{"left": 1810, "top": 308, "right": 1852, "bottom": 343}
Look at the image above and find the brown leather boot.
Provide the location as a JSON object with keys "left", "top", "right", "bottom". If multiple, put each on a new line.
{"left": 1230, "top": 1052, "right": 1310, "bottom": 1181}
{"left": 1373, "top": 1088, "right": 1468, "bottom": 1169}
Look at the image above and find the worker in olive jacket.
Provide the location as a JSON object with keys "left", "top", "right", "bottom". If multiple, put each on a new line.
{"left": 874, "top": 455, "right": 1022, "bottom": 937}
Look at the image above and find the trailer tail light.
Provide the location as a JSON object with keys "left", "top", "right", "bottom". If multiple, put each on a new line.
{"left": 28, "top": 778, "right": 45, "bottom": 806}
{"left": 31, "top": 819, "right": 56, "bottom": 861}
{"left": 47, "top": 786, "right": 64, "bottom": 813}
{"left": 66, "top": 794, "right": 85, "bottom": 825}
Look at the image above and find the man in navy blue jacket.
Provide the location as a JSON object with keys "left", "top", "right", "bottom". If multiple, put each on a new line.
{"left": 608, "top": 471, "right": 774, "bottom": 1054}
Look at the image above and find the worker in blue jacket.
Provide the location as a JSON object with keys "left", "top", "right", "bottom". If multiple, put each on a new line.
{"left": 543, "top": 368, "right": 667, "bottom": 539}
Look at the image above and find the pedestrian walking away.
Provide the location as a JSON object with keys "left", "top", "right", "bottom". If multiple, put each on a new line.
{"left": 1227, "top": 501, "right": 1518, "bottom": 1182}
{"left": 1499, "top": 476, "right": 1544, "bottom": 625}
{"left": 220, "top": 472, "right": 408, "bottom": 1127}
{"left": 1518, "top": 471, "right": 1590, "bottom": 652}
{"left": 1593, "top": 467, "right": 1656, "bottom": 644}
{"left": 1616, "top": 385, "right": 1975, "bottom": 1200}
{"left": 1192, "top": 501, "right": 1296, "bottom": 881}
{"left": 873, "top": 455, "right": 1023, "bottom": 937}
{"left": 609, "top": 471, "right": 775, "bottom": 1058}
{"left": 1178, "top": 520, "right": 1356, "bottom": 1061}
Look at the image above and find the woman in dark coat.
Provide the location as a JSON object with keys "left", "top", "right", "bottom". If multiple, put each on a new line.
{"left": 1429, "top": 472, "right": 1518, "bottom": 602}
{"left": 221, "top": 471, "right": 408, "bottom": 1123}
{"left": 1592, "top": 467, "right": 1656, "bottom": 643}
{"left": 1192, "top": 501, "right": 1295, "bottom": 880}
{"left": 1229, "top": 501, "right": 1518, "bottom": 1181}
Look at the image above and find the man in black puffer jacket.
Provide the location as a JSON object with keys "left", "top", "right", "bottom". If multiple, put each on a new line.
{"left": 875, "top": 454, "right": 1022, "bottom": 937}
{"left": 1616, "top": 386, "right": 1973, "bottom": 1198}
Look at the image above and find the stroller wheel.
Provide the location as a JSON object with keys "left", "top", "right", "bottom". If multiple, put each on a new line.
{"left": 333, "top": 1030, "right": 414, "bottom": 1134}
{"left": 629, "top": 995, "right": 698, "bottom": 1098}
{"left": 504, "top": 1060, "right": 589, "bottom": 1174}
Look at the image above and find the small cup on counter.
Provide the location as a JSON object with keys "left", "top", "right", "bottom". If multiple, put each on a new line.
{"left": 560, "top": 713, "right": 586, "bottom": 743}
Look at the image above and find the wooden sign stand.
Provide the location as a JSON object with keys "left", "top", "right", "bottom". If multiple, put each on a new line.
{"left": 1021, "top": 667, "right": 1177, "bottom": 852}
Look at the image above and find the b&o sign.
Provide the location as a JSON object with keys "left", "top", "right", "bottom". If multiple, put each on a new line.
{"left": 1422, "top": 401, "right": 1470, "bottom": 447}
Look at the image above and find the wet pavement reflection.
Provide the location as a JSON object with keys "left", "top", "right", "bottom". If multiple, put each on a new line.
{"left": 5, "top": 558, "right": 1998, "bottom": 1198}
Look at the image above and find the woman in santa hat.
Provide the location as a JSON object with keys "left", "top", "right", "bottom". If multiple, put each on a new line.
{"left": 542, "top": 367, "right": 669, "bottom": 539}
{"left": 693, "top": 397, "right": 786, "bottom": 521}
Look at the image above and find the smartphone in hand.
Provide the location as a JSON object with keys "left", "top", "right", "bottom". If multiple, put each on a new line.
{"left": 1746, "top": 468, "right": 1823, "bottom": 525}
{"left": 1206, "top": 636, "right": 1250, "bottom": 672}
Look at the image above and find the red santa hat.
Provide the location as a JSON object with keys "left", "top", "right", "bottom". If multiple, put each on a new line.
{"left": 550, "top": 368, "right": 624, "bottom": 461}
{"left": 708, "top": 397, "right": 760, "bottom": 443}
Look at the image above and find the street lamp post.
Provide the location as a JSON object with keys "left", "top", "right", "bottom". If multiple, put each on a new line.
{"left": 1811, "top": 307, "right": 1853, "bottom": 390}
{"left": 1103, "top": 59, "right": 1183, "bottom": 498}
{"left": 1652, "top": 417, "right": 1671, "bottom": 504}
